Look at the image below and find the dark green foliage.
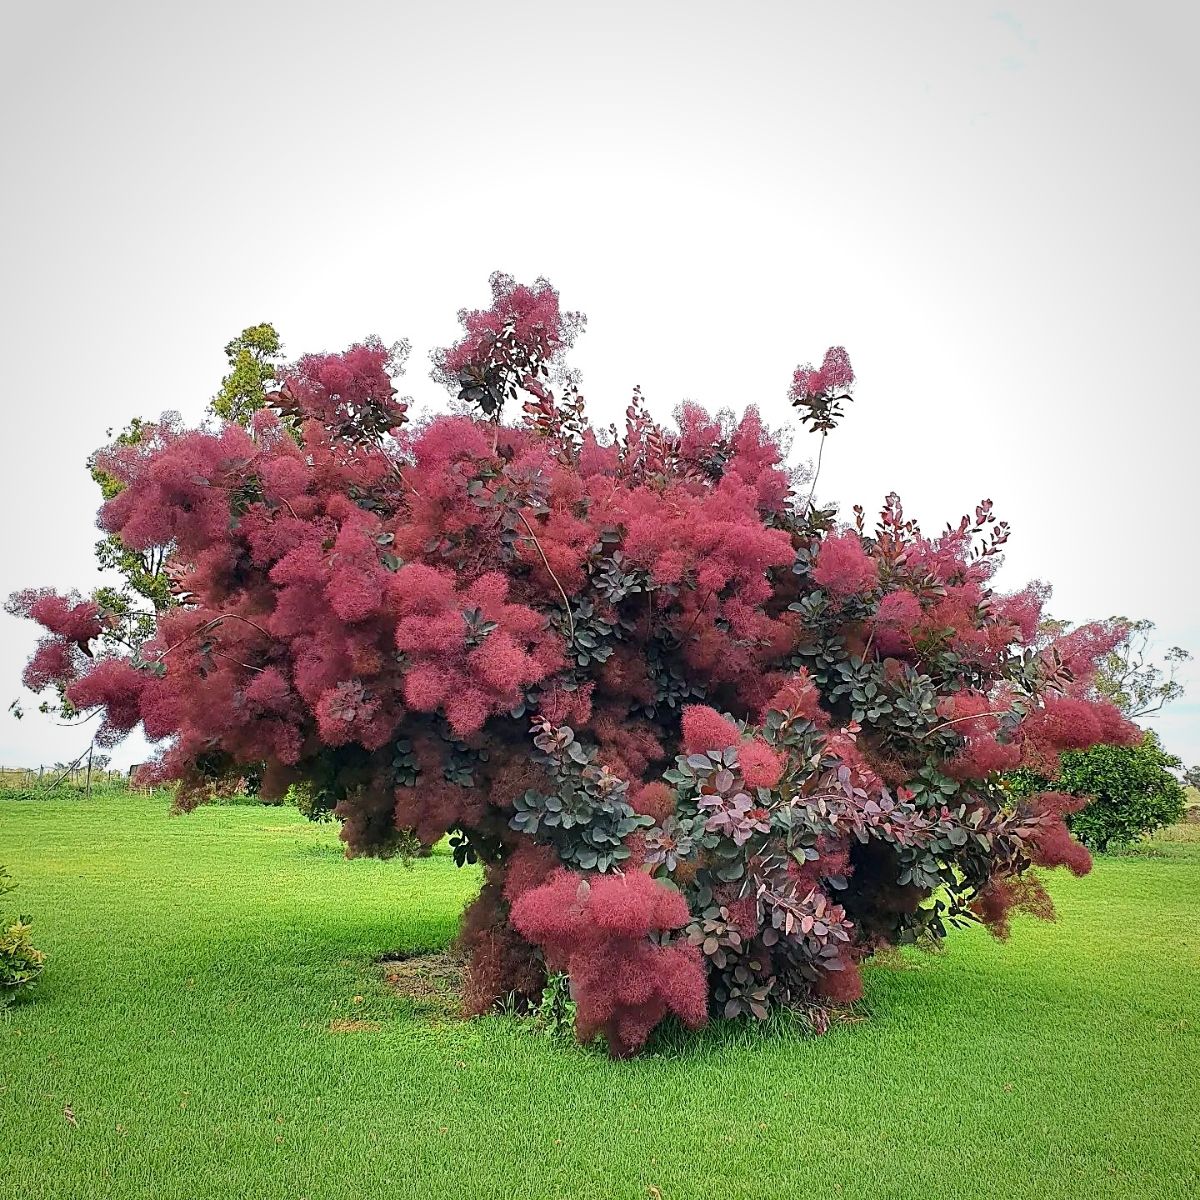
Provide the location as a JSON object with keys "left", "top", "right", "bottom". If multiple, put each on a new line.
{"left": 1007, "top": 732, "right": 1187, "bottom": 852}
{"left": 525, "top": 971, "right": 579, "bottom": 1039}
{"left": 510, "top": 719, "right": 653, "bottom": 871}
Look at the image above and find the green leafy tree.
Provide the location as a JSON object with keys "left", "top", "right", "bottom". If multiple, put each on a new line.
{"left": 1092, "top": 617, "right": 1190, "bottom": 719}
{"left": 88, "top": 323, "right": 284, "bottom": 646}
{"left": 210, "top": 323, "right": 283, "bottom": 426}
{"left": 72, "top": 419, "right": 184, "bottom": 718}
{"left": 1007, "top": 731, "right": 1187, "bottom": 851}
{"left": 1005, "top": 613, "right": 1192, "bottom": 849}
{"left": 89, "top": 417, "right": 175, "bottom": 636}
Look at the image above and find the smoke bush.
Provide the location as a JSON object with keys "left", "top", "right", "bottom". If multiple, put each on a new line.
{"left": 12, "top": 273, "right": 1140, "bottom": 1055}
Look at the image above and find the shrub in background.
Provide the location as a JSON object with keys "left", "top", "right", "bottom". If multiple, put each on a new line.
{"left": 1006, "top": 731, "right": 1186, "bottom": 852}
{"left": 10, "top": 274, "right": 1140, "bottom": 1055}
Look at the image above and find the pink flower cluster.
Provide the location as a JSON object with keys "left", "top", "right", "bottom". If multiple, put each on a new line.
{"left": 434, "top": 271, "right": 583, "bottom": 381}
{"left": 789, "top": 346, "right": 855, "bottom": 401}
{"left": 511, "top": 870, "right": 708, "bottom": 1057}
{"left": 393, "top": 566, "right": 561, "bottom": 736}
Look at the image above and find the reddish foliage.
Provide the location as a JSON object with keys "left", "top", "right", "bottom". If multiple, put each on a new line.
{"left": 22, "top": 638, "right": 77, "bottom": 692}
{"left": 813, "top": 959, "right": 864, "bottom": 1004}
{"left": 458, "top": 872, "right": 546, "bottom": 1016}
{"left": 681, "top": 706, "right": 741, "bottom": 755}
{"left": 763, "top": 670, "right": 829, "bottom": 728}
{"left": 629, "top": 781, "right": 677, "bottom": 823}
{"left": 511, "top": 870, "right": 707, "bottom": 1055}
{"left": 392, "top": 566, "right": 560, "bottom": 736}
{"left": 789, "top": 346, "right": 854, "bottom": 402}
{"left": 64, "top": 658, "right": 145, "bottom": 747}
{"left": 11, "top": 590, "right": 105, "bottom": 645}
{"left": 1020, "top": 695, "right": 1139, "bottom": 775}
{"left": 992, "top": 583, "right": 1048, "bottom": 645}
{"left": 971, "top": 871, "right": 1056, "bottom": 940}
{"left": 1024, "top": 792, "right": 1094, "bottom": 876}
{"left": 1050, "top": 619, "right": 1129, "bottom": 689}
{"left": 812, "top": 531, "right": 879, "bottom": 600}
{"left": 738, "top": 739, "right": 786, "bottom": 789}
{"left": 5, "top": 590, "right": 105, "bottom": 693}
{"left": 435, "top": 273, "right": 582, "bottom": 382}
{"left": 870, "top": 590, "right": 922, "bottom": 656}
{"left": 279, "top": 339, "right": 407, "bottom": 436}
{"left": 501, "top": 841, "right": 561, "bottom": 904}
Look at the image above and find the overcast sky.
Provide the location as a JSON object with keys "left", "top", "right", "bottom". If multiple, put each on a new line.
{"left": 1, "top": 1, "right": 1196, "bottom": 773}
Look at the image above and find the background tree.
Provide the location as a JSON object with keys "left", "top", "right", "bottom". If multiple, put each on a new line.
{"left": 1006, "top": 732, "right": 1186, "bottom": 852}
{"left": 88, "top": 418, "right": 177, "bottom": 643}
{"left": 210, "top": 323, "right": 284, "bottom": 427}
{"left": 1003, "top": 613, "right": 1192, "bottom": 847}
{"left": 9, "top": 325, "right": 282, "bottom": 724}
{"left": 1183, "top": 765, "right": 1200, "bottom": 792}
{"left": 1091, "top": 617, "right": 1191, "bottom": 719}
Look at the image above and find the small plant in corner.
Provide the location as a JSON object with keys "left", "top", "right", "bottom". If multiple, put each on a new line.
{"left": 530, "top": 971, "right": 578, "bottom": 1038}
{"left": 0, "top": 867, "right": 46, "bottom": 1005}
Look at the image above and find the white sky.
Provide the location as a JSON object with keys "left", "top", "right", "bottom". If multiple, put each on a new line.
{"left": 1, "top": 1, "right": 1197, "bottom": 771}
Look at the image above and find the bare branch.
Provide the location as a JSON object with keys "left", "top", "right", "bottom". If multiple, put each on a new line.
{"left": 517, "top": 511, "right": 575, "bottom": 642}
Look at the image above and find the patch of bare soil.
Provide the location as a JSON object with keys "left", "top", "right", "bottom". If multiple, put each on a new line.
{"left": 377, "top": 949, "right": 466, "bottom": 1018}
{"left": 328, "top": 1019, "right": 382, "bottom": 1033}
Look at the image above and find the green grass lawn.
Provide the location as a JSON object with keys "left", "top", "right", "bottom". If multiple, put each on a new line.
{"left": 2, "top": 792, "right": 1197, "bottom": 1200}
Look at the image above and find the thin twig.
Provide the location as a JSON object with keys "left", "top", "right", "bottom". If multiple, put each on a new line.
{"left": 211, "top": 648, "right": 265, "bottom": 673}
{"left": 804, "top": 433, "right": 826, "bottom": 512}
{"left": 921, "top": 710, "right": 1012, "bottom": 739}
{"left": 389, "top": 459, "right": 422, "bottom": 499}
{"left": 154, "top": 614, "right": 272, "bottom": 662}
{"left": 517, "top": 511, "right": 575, "bottom": 642}
{"left": 56, "top": 709, "right": 103, "bottom": 728}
